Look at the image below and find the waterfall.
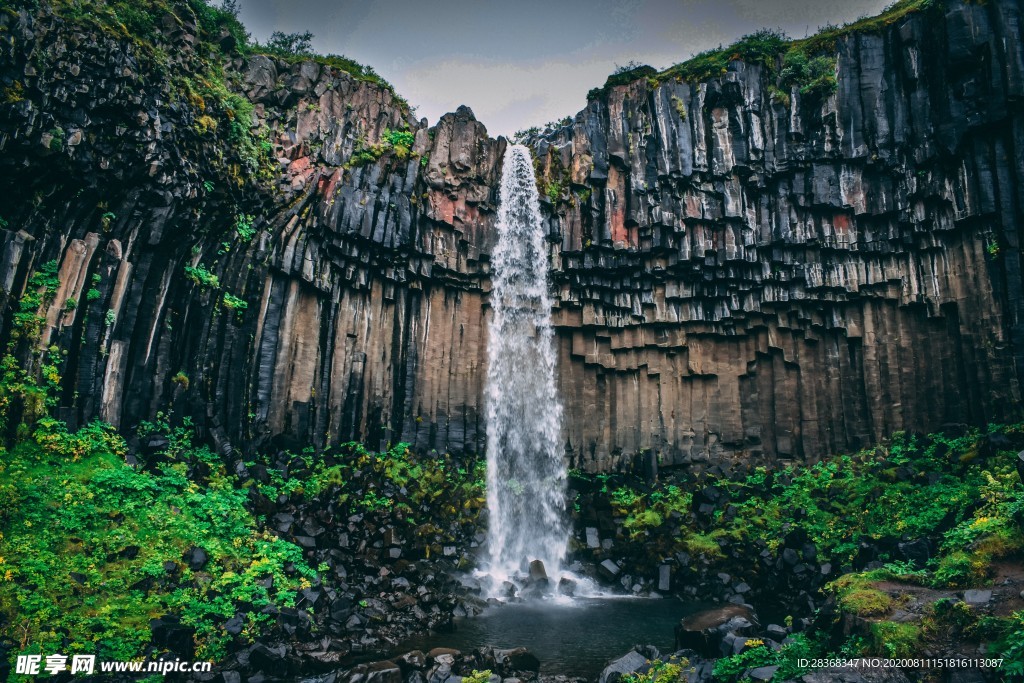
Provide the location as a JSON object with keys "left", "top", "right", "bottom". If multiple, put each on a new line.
{"left": 483, "top": 144, "right": 568, "bottom": 593}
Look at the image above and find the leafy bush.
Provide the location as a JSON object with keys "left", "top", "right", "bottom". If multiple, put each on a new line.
{"left": 347, "top": 128, "right": 416, "bottom": 168}
{"left": 266, "top": 30, "right": 313, "bottom": 55}
{"left": 234, "top": 214, "right": 256, "bottom": 242}
{"left": 462, "top": 671, "right": 492, "bottom": 683}
{"left": 624, "top": 656, "right": 691, "bottom": 683}
{"left": 990, "top": 611, "right": 1024, "bottom": 677}
{"left": 779, "top": 51, "right": 837, "bottom": 97}
{"left": 184, "top": 264, "right": 219, "bottom": 288}
{"left": 712, "top": 633, "right": 821, "bottom": 682}
{"left": 222, "top": 292, "right": 248, "bottom": 312}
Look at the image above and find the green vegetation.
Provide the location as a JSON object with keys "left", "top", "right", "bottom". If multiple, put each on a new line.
{"left": 719, "top": 428, "right": 1024, "bottom": 573}
{"left": 587, "top": 62, "right": 658, "bottom": 102}
{"left": 265, "top": 30, "right": 314, "bottom": 55}
{"left": 778, "top": 51, "right": 838, "bottom": 98}
{"left": 234, "top": 214, "right": 256, "bottom": 242}
{"left": 586, "top": 0, "right": 941, "bottom": 105}
{"left": 184, "top": 264, "right": 219, "bottom": 289}
{"left": 658, "top": 28, "right": 789, "bottom": 86}
{"left": 2, "top": 80, "right": 24, "bottom": 104}
{"left": 0, "top": 259, "right": 484, "bottom": 674}
{"left": 0, "top": 266, "right": 316, "bottom": 669}
{"left": 0, "top": 415, "right": 316, "bottom": 665}
{"left": 712, "top": 634, "right": 823, "bottom": 682}
{"left": 623, "top": 655, "right": 691, "bottom": 683}
{"left": 24, "top": 0, "right": 410, "bottom": 189}
{"left": 47, "top": 127, "right": 65, "bottom": 151}
{"left": 222, "top": 292, "right": 248, "bottom": 313}
{"left": 462, "top": 671, "right": 493, "bottom": 683}
{"left": 608, "top": 482, "right": 692, "bottom": 539}
{"left": 347, "top": 128, "right": 416, "bottom": 168}
{"left": 579, "top": 423, "right": 1023, "bottom": 679}
{"left": 828, "top": 572, "right": 896, "bottom": 616}
{"left": 251, "top": 442, "right": 486, "bottom": 524}
{"left": 544, "top": 179, "right": 563, "bottom": 203}
{"left": 11, "top": 259, "right": 59, "bottom": 341}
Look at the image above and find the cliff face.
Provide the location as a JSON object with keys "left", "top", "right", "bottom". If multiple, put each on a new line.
{"left": 1, "top": 0, "right": 1022, "bottom": 471}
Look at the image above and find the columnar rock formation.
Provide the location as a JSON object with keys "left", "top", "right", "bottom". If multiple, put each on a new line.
{"left": 1, "top": 0, "right": 1022, "bottom": 471}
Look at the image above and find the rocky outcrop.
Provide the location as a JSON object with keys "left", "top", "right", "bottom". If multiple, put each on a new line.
{"left": 1, "top": 0, "right": 1023, "bottom": 471}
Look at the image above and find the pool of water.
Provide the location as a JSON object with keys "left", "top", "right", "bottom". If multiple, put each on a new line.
{"left": 395, "top": 597, "right": 703, "bottom": 679}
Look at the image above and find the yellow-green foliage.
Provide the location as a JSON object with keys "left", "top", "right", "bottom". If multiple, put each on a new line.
{"left": 624, "top": 656, "right": 691, "bottom": 683}
{"left": 462, "top": 671, "right": 493, "bottom": 683}
{"left": 828, "top": 573, "right": 894, "bottom": 617}
{"left": 346, "top": 128, "right": 416, "bottom": 168}
{"left": 683, "top": 531, "right": 726, "bottom": 561}
{"left": 869, "top": 622, "right": 921, "bottom": 658}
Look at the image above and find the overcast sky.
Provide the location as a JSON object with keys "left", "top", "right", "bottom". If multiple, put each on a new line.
{"left": 236, "top": 0, "right": 893, "bottom": 138}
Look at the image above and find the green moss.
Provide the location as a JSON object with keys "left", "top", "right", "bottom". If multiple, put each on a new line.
{"left": 829, "top": 573, "right": 895, "bottom": 616}
{"left": 683, "top": 531, "right": 725, "bottom": 560}
{"left": 869, "top": 622, "right": 921, "bottom": 658}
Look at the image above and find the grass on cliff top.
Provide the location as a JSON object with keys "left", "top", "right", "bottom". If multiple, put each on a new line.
{"left": 22, "top": 0, "right": 404, "bottom": 100}
{"left": 586, "top": 0, "right": 941, "bottom": 100}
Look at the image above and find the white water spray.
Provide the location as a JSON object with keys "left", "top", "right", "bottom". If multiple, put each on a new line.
{"left": 483, "top": 144, "right": 569, "bottom": 594}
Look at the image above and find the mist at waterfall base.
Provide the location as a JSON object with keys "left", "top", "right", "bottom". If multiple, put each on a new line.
{"left": 480, "top": 143, "right": 578, "bottom": 598}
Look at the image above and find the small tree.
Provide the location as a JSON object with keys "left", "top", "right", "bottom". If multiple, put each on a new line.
{"left": 220, "top": 0, "right": 241, "bottom": 17}
{"left": 267, "top": 30, "right": 314, "bottom": 55}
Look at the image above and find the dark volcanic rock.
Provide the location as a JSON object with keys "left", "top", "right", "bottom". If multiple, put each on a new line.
{"left": 674, "top": 604, "right": 758, "bottom": 657}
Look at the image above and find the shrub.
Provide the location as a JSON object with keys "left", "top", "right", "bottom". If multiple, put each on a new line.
{"left": 222, "top": 292, "right": 248, "bottom": 312}
{"left": 624, "top": 656, "right": 690, "bottom": 683}
{"left": 347, "top": 129, "right": 416, "bottom": 168}
{"left": 266, "top": 30, "right": 314, "bottom": 55}
{"left": 463, "top": 671, "right": 492, "bottom": 683}
{"left": 184, "top": 264, "right": 219, "bottom": 288}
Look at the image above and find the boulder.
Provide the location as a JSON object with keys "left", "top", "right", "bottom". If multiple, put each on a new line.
{"left": 658, "top": 565, "right": 671, "bottom": 592}
{"left": 963, "top": 589, "right": 992, "bottom": 605}
{"left": 674, "top": 604, "right": 758, "bottom": 657}
{"left": 494, "top": 647, "right": 540, "bottom": 673}
{"left": 597, "top": 649, "right": 647, "bottom": 683}
{"left": 598, "top": 559, "right": 621, "bottom": 581}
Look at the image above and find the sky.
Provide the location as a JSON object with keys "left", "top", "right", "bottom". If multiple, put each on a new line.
{"left": 236, "top": 0, "right": 894, "bottom": 138}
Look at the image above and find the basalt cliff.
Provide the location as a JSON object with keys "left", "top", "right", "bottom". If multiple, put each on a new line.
{"left": 1, "top": 0, "right": 1023, "bottom": 471}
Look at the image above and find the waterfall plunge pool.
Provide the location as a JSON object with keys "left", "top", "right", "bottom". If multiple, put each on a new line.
{"left": 393, "top": 597, "right": 705, "bottom": 679}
